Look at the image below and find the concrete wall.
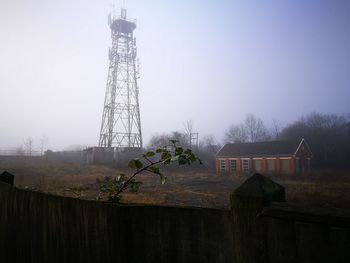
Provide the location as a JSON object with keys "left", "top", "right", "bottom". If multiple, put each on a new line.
{"left": 0, "top": 155, "right": 44, "bottom": 166}
{"left": 45, "top": 150, "right": 85, "bottom": 164}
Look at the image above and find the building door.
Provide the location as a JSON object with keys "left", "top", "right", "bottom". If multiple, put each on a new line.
{"left": 281, "top": 159, "right": 290, "bottom": 174}
{"left": 253, "top": 159, "right": 262, "bottom": 173}
{"left": 267, "top": 159, "right": 275, "bottom": 174}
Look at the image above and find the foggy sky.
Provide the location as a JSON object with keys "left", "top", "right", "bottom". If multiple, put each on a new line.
{"left": 0, "top": 0, "right": 349, "bottom": 151}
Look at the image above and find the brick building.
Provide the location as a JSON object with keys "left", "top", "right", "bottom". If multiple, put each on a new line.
{"left": 216, "top": 138, "right": 312, "bottom": 175}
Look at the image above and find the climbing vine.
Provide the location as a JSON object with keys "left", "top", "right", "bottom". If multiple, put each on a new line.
{"left": 97, "top": 140, "right": 201, "bottom": 202}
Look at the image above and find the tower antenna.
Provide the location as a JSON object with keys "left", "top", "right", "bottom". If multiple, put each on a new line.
{"left": 99, "top": 7, "right": 142, "bottom": 149}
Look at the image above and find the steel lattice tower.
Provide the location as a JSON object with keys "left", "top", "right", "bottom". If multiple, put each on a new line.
{"left": 99, "top": 8, "right": 142, "bottom": 148}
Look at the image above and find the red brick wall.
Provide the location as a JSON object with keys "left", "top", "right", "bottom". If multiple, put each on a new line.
{"left": 290, "top": 158, "right": 296, "bottom": 174}
{"left": 237, "top": 159, "right": 242, "bottom": 173}
{"left": 216, "top": 156, "right": 297, "bottom": 175}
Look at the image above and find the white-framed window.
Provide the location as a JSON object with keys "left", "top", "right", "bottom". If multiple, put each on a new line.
{"left": 242, "top": 159, "right": 250, "bottom": 172}
{"left": 230, "top": 159, "right": 237, "bottom": 172}
{"left": 219, "top": 160, "right": 226, "bottom": 172}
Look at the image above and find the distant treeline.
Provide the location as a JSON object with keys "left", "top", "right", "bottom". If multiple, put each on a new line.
{"left": 279, "top": 112, "right": 350, "bottom": 170}
{"left": 147, "top": 113, "right": 350, "bottom": 171}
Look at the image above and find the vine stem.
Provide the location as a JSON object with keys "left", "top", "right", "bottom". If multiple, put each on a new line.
{"left": 115, "top": 159, "right": 164, "bottom": 196}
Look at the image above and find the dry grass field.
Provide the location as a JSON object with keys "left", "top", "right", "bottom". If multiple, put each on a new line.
{"left": 2, "top": 162, "right": 350, "bottom": 210}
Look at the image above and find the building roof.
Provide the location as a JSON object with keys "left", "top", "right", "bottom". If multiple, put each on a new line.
{"left": 216, "top": 139, "right": 305, "bottom": 158}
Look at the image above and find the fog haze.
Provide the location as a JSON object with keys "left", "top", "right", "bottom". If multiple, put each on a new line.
{"left": 1, "top": 0, "right": 349, "bottom": 150}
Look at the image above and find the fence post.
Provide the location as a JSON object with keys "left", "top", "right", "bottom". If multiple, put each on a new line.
{"left": 230, "top": 173, "right": 285, "bottom": 263}
{"left": 0, "top": 171, "right": 14, "bottom": 186}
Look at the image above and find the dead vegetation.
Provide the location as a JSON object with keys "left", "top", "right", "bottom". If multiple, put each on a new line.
{"left": 1, "top": 162, "right": 350, "bottom": 209}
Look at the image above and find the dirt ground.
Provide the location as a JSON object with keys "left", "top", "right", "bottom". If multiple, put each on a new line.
{"left": 2, "top": 163, "right": 350, "bottom": 210}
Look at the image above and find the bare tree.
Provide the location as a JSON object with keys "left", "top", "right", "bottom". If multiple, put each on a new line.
{"left": 245, "top": 114, "right": 269, "bottom": 142}
{"left": 280, "top": 112, "right": 350, "bottom": 169}
{"left": 183, "top": 120, "right": 198, "bottom": 147}
{"left": 147, "top": 131, "right": 188, "bottom": 149}
{"left": 200, "top": 134, "right": 216, "bottom": 147}
{"left": 40, "top": 135, "right": 48, "bottom": 155}
{"left": 15, "top": 145, "right": 25, "bottom": 156}
{"left": 224, "top": 124, "right": 248, "bottom": 143}
{"left": 200, "top": 134, "right": 221, "bottom": 153}
{"left": 183, "top": 120, "right": 194, "bottom": 139}
{"left": 170, "top": 131, "right": 188, "bottom": 145}
{"left": 224, "top": 114, "right": 269, "bottom": 143}
{"left": 148, "top": 133, "right": 171, "bottom": 149}
{"left": 270, "top": 119, "right": 283, "bottom": 139}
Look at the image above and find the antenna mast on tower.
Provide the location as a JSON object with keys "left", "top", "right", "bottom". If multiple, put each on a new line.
{"left": 98, "top": 7, "right": 142, "bottom": 149}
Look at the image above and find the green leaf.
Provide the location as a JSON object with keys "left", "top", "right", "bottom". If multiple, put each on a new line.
{"left": 169, "top": 139, "right": 177, "bottom": 145}
{"left": 184, "top": 149, "right": 192, "bottom": 154}
{"left": 148, "top": 166, "right": 161, "bottom": 175}
{"left": 161, "top": 151, "right": 171, "bottom": 161}
{"left": 135, "top": 159, "right": 143, "bottom": 169}
{"left": 144, "top": 151, "right": 155, "bottom": 157}
{"left": 188, "top": 153, "right": 196, "bottom": 163}
{"left": 130, "top": 180, "right": 142, "bottom": 192}
{"left": 159, "top": 173, "right": 166, "bottom": 184}
{"left": 175, "top": 147, "right": 183, "bottom": 155}
{"left": 155, "top": 148, "right": 162, "bottom": 153}
{"left": 116, "top": 174, "right": 126, "bottom": 182}
{"left": 128, "top": 159, "right": 137, "bottom": 168}
{"left": 128, "top": 159, "right": 143, "bottom": 169}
